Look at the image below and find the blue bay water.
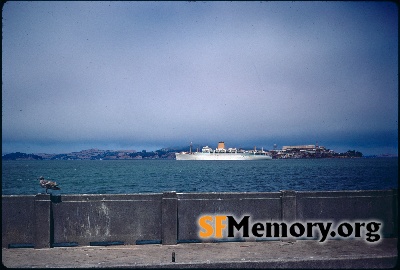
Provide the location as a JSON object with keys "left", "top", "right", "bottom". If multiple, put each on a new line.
{"left": 2, "top": 158, "right": 398, "bottom": 195}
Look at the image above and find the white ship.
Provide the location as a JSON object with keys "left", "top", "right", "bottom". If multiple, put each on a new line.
{"left": 175, "top": 142, "right": 272, "bottom": 160}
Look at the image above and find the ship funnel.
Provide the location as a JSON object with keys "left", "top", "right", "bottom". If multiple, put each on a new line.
{"left": 217, "top": 141, "right": 225, "bottom": 149}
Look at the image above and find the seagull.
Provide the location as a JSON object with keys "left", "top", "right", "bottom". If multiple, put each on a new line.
{"left": 39, "top": 176, "right": 61, "bottom": 194}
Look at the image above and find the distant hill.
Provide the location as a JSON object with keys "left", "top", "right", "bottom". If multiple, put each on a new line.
{"left": 2, "top": 152, "right": 43, "bottom": 160}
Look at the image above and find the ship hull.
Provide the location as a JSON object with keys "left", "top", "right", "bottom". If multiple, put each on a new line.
{"left": 175, "top": 152, "right": 272, "bottom": 160}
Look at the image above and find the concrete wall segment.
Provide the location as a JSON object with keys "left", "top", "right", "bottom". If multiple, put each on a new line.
{"left": 52, "top": 196, "right": 162, "bottom": 245}
{"left": 2, "top": 195, "right": 36, "bottom": 248}
{"left": 2, "top": 190, "right": 398, "bottom": 248}
{"left": 296, "top": 189, "right": 398, "bottom": 237}
{"left": 177, "top": 193, "right": 282, "bottom": 241}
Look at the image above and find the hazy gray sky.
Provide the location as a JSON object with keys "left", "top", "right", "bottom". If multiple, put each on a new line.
{"left": 2, "top": 1, "right": 398, "bottom": 155}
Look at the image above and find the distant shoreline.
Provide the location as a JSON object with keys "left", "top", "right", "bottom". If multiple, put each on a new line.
{"left": 2, "top": 149, "right": 396, "bottom": 161}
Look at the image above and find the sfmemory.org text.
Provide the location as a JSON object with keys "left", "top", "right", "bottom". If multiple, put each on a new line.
{"left": 198, "top": 215, "right": 382, "bottom": 243}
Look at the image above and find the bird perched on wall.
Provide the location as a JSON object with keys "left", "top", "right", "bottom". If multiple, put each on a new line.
{"left": 39, "top": 176, "right": 61, "bottom": 194}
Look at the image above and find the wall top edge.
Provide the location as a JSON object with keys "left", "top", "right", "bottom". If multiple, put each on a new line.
{"left": 2, "top": 194, "right": 37, "bottom": 197}
{"left": 2, "top": 189, "right": 396, "bottom": 199}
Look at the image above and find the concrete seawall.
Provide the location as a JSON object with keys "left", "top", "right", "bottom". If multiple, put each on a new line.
{"left": 2, "top": 190, "right": 398, "bottom": 249}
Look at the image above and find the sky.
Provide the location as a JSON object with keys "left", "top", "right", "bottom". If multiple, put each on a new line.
{"left": 2, "top": 1, "right": 398, "bottom": 156}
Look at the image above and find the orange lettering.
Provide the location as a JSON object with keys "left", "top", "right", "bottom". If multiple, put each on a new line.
{"left": 198, "top": 215, "right": 213, "bottom": 238}
{"left": 215, "top": 215, "right": 227, "bottom": 238}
